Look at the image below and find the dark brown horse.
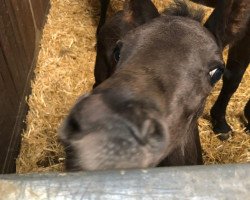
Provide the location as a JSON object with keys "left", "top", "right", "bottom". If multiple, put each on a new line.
{"left": 198, "top": 0, "right": 250, "bottom": 140}
{"left": 96, "top": 0, "right": 250, "bottom": 140}
{"left": 59, "top": 0, "right": 249, "bottom": 171}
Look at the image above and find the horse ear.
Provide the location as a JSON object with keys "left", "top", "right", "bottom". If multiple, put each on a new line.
{"left": 123, "top": 0, "right": 160, "bottom": 25}
{"left": 205, "top": 0, "right": 250, "bottom": 48}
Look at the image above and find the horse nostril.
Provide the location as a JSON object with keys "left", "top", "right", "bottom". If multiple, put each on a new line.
{"left": 67, "top": 116, "right": 81, "bottom": 133}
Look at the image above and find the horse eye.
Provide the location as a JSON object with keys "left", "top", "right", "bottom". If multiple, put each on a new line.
{"left": 209, "top": 67, "right": 224, "bottom": 85}
{"left": 113, "top": 45, "right": 121, "bottom": 63}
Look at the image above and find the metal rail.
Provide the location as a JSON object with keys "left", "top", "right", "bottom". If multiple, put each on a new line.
{"left": 0, "top": 164, "right": 249, "bottom": 199}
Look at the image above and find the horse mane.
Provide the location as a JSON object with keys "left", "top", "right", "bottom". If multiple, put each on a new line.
{"left": 163, "top": 0, "right": 205, "bottom": 22}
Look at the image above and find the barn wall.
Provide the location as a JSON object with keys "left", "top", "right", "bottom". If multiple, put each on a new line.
{"left": 0, "top": 0, "right": 50, "bottom": 174}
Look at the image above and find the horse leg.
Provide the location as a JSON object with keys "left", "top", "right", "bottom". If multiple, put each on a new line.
{"left": 244, "top": 99, "right": 250, "bottom": 133}
{"left": 97, "top": 0, "right": 110, "bottom": 35}
{"left": 211, "top": 32, "right": 250, "bottom": 140}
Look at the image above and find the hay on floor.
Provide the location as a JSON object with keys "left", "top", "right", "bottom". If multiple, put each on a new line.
{"left": 16, "top": 0, "right": 250, "bottom": 173}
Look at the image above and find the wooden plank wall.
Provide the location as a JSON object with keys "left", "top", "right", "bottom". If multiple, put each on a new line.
{"left": 0, "top": 0, "right": 50, "bottom": 174}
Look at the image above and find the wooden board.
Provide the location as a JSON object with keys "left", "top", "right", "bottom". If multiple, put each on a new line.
{"left": 0, "top": 0, "right": 50, "bottom": 174}
{"left": 0, "top": 164, "right": 249, "bottom": 199}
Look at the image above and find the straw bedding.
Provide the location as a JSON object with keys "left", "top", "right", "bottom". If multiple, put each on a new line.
{"left": 16, "top": 0, "right": 250, "bottom": 173}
